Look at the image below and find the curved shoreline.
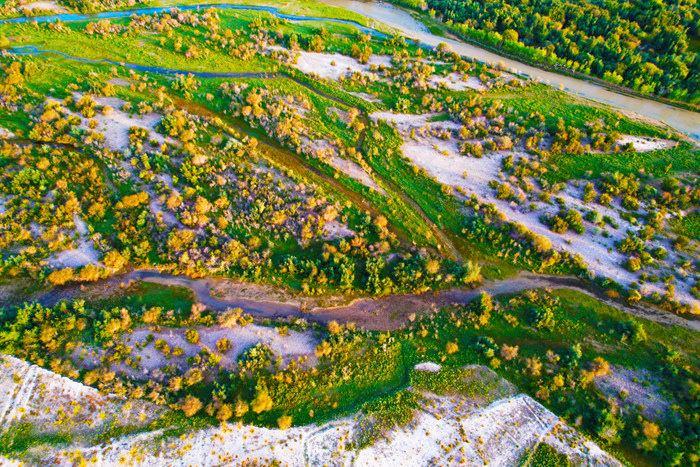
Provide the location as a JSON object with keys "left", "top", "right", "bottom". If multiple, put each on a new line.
{"left": 319, "top": 0, "right": 700, "bottom": 142}
{"left": 392, "top": 2, "right": 699, "bottom": 114}
{"left": 30, "top": 269, "right": 700, "bottom": 331}
{"left": 0, "top": 2, "right": 382, "bottom": 37}
{"left": 2, "top": 1, "right": 698, "bottom": 140}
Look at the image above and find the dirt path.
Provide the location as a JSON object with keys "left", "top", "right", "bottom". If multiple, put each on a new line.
{"left": 30, "top": 270, "right": 699, "bottom": 332}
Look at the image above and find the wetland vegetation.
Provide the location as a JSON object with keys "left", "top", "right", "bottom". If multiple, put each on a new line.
{"left": 0, "top": 0, "right": 697, "bottom": 465}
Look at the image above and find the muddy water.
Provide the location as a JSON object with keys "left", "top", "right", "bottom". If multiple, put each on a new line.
{"left": 3, "top": 1, "right": 698, "bottom": 332}
{"left": 321, "top": 0, "right": 700, "bottom": 141}
{"left": 3, "top": 1, "right": 697, "bottom": 139}
{"left": 34, "top": 270, "right": 699, "bottom": 331}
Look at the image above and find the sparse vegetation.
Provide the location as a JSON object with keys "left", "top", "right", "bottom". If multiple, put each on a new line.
{"left": 0, "top": 1, "right": 696, "bottom": 465}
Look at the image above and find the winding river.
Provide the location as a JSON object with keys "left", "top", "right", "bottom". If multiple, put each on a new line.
{"left": 1, "top": 1, "right": 698, "bottom": 332}
{"left": 1, "top": 1, "right": 697, "bottom": 140}
{"left": 320, "top": 0, "right": 700, "bottom": 142}
{"left": 9, "top": 44, "right": 282, "bottom": 77}
{"left": 0, "top": 2, "right": 381, "bottom": 36}
{"left": 31, "top": 269, "right": 699, "bottom": 331}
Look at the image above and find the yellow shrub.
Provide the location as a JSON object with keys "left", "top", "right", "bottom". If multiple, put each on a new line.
{"left": 47, "top": 267, "right": 74, "bottom": 286}
{"left": 251, "top": 390, "right": 273, "bottom": 414}
{"left": 277, "top": 415, "right": 293, "bottom": 430}
{"left": 181, "top": 395, "right": 203, "bottom": 417}
{"left": 445, "top": 341, "right": 459, "bottom": 354}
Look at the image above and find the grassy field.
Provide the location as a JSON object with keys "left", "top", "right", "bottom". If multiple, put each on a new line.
{"left": 543, "top": 143, "right": 700, "bottom": 183}
{"left": 4, "top": 3, "right": 689, "bottom": 278}
{"left": 408, "top": 288, "right": 699, "bottom": 379}
{"left": 87, "top": 281, "right": 196, "bottom": 316}
{"left": 484, "top": 85, "right": 670, "bottom": 137}
{"left": 398, "top": 288, "right": 698, "bottom": 465}
{"left": 8, "top": 280, "right": 692, "bottom": 464}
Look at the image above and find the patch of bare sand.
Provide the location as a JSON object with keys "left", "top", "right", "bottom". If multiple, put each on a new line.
{"left": 107, "top": 77, "right": 131, "bottom": 87}
{"left": 596, "top": 366, "right": 671, "bottom": 420}
{"left": 89, "top": 96, "right": 167, "bottom": 151}
{"left": 327, "top": 106, "right": 350, "bottom": 124}
{"left": 429, "top": 72, "right": 485, "bottom": 91}
{"left": 73, "top": 323, "right": 319, "bottom": 380}
{"left": 371, "top": 111, "right": 461, "bottom": 133}
{"left": 47, "top": 214, "right": 99, "bottom": 269}
{"left": 404, "top": 135, "right": 683, "bottom": 298}
{"left": 66, "top": 94, "right": 170, "bottom": 152}
{"left": 372, "top": 111, "right": 697, "bottom": 304}
{"left": 322, "top": 219, "right": 355, "bottom": 240}
{"left": 0, "top": 355, "right": 159, "bottom": 435}
{"left": 303, "top": 138, "right": 386, "bottom": 194}
{"left": 291, "top": 51, "right": 392, "bottom": 81}
{"left": 38, "top": 365, "right": 618, "bottom": 466}
{"left": 413, "top": 361, "right": 441, "bottom": 372}
{"left": 19, "top": 1, "right": 66, "bottom": 13}
{"left": 328, "top": 153, "right": 385, "bottom": 193}
{"left": 148, "top": 195, "right": 180, "bottom": 227}
{"left": 0, "top": 127, "right": 15, "bottom": 139}
{"left": 616, "top": 135, "right": 677, "bottom": 152}
{"left": 47, "top": 245, "right": 99, "bottom": 269}
{"left": 349, "top": 91, "right": 381, "bottom": 103}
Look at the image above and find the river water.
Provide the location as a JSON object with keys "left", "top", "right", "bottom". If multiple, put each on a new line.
{"left": 1, "top": 2, "right": 696, "bottom": 329}
{"left": 0, "top": 3, "right": 381, "bottom": 35}
{"left": 321, "top": 0, "right": 700, "bottom": 142}
{"left": 31, "top": 269, "right": 698, "bottom": 330}
{"left": 1, "top": 1, "right": 697, "bottom": 140}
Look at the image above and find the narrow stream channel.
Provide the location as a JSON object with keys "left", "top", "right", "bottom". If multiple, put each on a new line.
{"left": 2, "top": 2, "right": 697, "bottom": 333}
{"left": 2, "top": 1, "right": 697, "bottom": 140}
{"left": 31, "top": 269, "right": 699, "bottom": 331}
